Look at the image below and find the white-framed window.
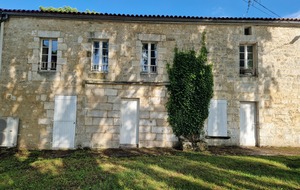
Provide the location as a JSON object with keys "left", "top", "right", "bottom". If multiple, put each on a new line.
{"left": 92, "top": 41, "right": 109, "bottom": 72}
{"left": 141, "top": 42, "right": 157, "bottom": 73}
{"left": 239, "top": 44, "right": 256, "bottom": 76}
{"left": 40, "top": 39, "right": 57, "bottom": 71}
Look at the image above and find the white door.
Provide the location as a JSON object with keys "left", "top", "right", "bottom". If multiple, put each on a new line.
{"left": 120, "top": 99, "right": 139, "bottom": 146}
{"left": 240, "top": 102, "right": 256, "bottom": 146}
{"left": 52, "top": 96, "right": 77, "bottom": 149}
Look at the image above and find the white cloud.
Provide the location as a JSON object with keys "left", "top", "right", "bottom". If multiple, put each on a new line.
{"left": 284, "top": 10, "right": 300, "bottom": 18}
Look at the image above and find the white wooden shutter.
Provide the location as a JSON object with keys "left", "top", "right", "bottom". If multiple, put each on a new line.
{"left": 120, "top": 99, "right": 139, "bottom": 145}
{"left": 207, "top": 100, "right": 227, "bottom": 136}
{"left": 52, "top": 96, "right": 77, "bottom": 149}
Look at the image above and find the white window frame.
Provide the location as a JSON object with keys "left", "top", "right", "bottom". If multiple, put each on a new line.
{"left": 40, "top": 39, "right": 57, "bottom": 71}
{"left": 141, "top": 42, "right": 157, "bottom": 74}
{"left": 239, "top": 44, "right": 257, "bottom": 76}
{"left": 91, "top": 41, "right": 109, "bottom": 72}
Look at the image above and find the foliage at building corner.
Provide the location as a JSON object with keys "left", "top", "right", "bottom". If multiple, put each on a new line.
{"left": 166, "top": 32, "right": 214, "bottom": 146}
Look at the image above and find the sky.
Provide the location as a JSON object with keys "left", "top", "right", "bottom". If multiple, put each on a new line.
{"left": 1, "top": 0, "right": 300, "bottom": 18}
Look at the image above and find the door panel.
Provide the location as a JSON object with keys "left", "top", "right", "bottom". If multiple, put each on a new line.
{"left": 52, "top": 96, "right": 77, "bottom": 149}
{"left": 240, "top": 102, "right": 256, "bottom": 146}
{"left": 120, "top": 99, "right": 139, "bottom": 145}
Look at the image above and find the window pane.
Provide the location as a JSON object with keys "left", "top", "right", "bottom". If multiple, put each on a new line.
{"left": 93, "top": 48, "right": 99, "bottom": 57}
{"left": 247, "top": 53, "right": 253, "bottom": 60}
{"left": 102, "top": 56, "right": 108, "bottom": 64}
{"left": 143, "top": 58, "right": 148, "bottom": 65}
{"left": 239, "top": 46, "right": 244, "bottom": 52}
{"left": 103, "top": 42, "right": 108, "bottom": 49}
{"left": 151, "top": 44, "right": 157, "bottom": 51}
{"left": 102, "top": 48, "right": 108, "bottom": 56}
{"left": 240, "top": 53, "right": 244, "bottom": 60}
{"left": 93, "top": 55, "right": 99, "bottom": 65}
{"left": 240, "top": 60, "right": 245, "bottom": 67}
{"left": 143, "top": 43, "right": 148, "bottom": 51}
{"left": 94, "top": 41, "right": 100, "bottom": 48}
{"left": 151, "top": 58, "right": 156, "bottom": 66}
{"left": 42, "top": 48, "right": 48, "bottom": 55}
{"left": 42, "top": 55, "right": 48, "bottom": 63}
{"left": 151, "top": 65, "right": 157, "bottom": 73}
{"left": 247, "top": 60, "right": 253, "bottom": 68}
{"left": 142, "top": 44, "right": 148, "bottom": 65}
{"left": 43, "top": 40, "right": 49, "bottom": 48}
{"left": 51, "top": 56, "right": 57, "bottom": 63}
{"left": 151, "top": 50, "right": 156, "bottom": 58}
{"left": 247, "top": 46, "right": 253, "bottom": 52}
{"left": 52, "top": 40, "right": 57, "bottom": 54}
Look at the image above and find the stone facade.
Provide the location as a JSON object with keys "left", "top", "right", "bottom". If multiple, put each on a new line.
{"left": 0, "top": 10, "right": 300, "bottom": 149}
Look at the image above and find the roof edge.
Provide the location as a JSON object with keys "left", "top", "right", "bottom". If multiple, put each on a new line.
{"left": 1, "top": 8, "right": 300, "bottom": 24}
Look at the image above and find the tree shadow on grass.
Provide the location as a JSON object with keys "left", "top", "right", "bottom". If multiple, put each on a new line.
{"left": 0, "top": 149, "right": 123, "bottom": 189}
{"left": 176, "top": 152, "right": 300, "bottom": 189}
{"left": 1, "top": 148, "right": 299, "bottom": 189}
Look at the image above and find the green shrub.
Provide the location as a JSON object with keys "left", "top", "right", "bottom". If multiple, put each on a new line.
{"left": 166, "top": 32, "right": 213, "bottom": 147}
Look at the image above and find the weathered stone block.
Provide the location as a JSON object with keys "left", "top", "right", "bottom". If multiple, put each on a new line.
{"left": 150, "top": 112, "right": 167, "bottom": 119}
{"left": 92, "top": 117, "right": 114, "bottom": 126}
{"left": 86, "top": 110, "right": 107, "bottom": 117}
{"left": 139, "top": 119, "right": 156, "bottom": 126}
{"left": 139, "top": 126, "right": 151, "bottom": 133}
{"left": 105, "top": 89, "right": 118, "bottom": 96}
{"left": 85, "top": 117, "right": 93, "bottom": 126}
{"left": 139, "top": 111, "right": 150, "bottom": 119}
{"left": 38, "top": 118, "right": 51, "bottom": 125}
{"left": 139, "top": 134, "right": 157, "bottom": 141}
{"left": 107, "top": 111, "right": 119, "bottom": 118}
{"left": 46, "top": 110, "right": 54, "bottom": 118}
{"left": 152, "top": 126, "right": 173, "bottom": 134}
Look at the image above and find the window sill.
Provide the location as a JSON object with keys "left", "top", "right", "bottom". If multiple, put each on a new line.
{"left": 140, "top": 72, "right": 158, "bottom": 75}
{"left": 38, "top": 69, "right": 57, "bottom": 73}
{"left": 90, "top": 71, "right": 108, "bottom": 74}
{"left": 239, "top": 74, "right": 257, "bottom": 77}
{"left": 205, "top": 136, "right": 231, "bottom": 139}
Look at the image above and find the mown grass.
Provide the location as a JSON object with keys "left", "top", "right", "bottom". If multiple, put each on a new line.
{"left": 0, "top": 149, "right": 299, "bottom": 190}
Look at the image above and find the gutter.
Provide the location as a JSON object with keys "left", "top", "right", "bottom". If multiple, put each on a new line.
{"left": 0, "top": 13, "right": 8, "bottom": 76}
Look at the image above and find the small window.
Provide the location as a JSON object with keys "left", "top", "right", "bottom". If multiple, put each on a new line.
{"left": 239, "top": 44, "right": 256, "bottom": 76}
{"left": 244, "top": 27, "right": 252, "bottom": 35}
{"left": 40, "top": 39, "right": 57, "bottom": 71}
{"left": 92, "top": 41, "right": 109, "bottom": 72}
{"left": 141, "top": 42, "right": 157, "bottom": 73}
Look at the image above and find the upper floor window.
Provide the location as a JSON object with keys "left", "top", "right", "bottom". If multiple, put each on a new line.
{"left": 92, "top": 41, "right": 109, "bottom": 72}
{"left": 40, "top": 39, "right": 57, "bottom": 71}
{"left": 141, "top": 43, "right": 157, "bottom": 73}
{"left": 244, "top": 27, "right": 252, "bottom": 35}
{"left": 240, "top": 44, "right": 256, "bottom": 76}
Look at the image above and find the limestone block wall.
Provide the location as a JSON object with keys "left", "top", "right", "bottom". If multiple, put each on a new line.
{"left": 0, "top": 14, "right": 300, "bottom": 149}
{"left": 78, "top": 84, "right": 175, "bottom": 148}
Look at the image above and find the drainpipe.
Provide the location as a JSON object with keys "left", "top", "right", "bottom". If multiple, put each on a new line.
{"left": 0, "top": 13, "right": 8, "bottom": 76}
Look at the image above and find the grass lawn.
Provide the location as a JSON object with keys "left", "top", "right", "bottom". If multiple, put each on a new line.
{"left": 0, "top": 148, "right": 299, "bottom": 190}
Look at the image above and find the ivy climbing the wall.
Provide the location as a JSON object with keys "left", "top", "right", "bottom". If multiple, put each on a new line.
{"left": 166, "top": 32, "right": 214, "bottom": 150}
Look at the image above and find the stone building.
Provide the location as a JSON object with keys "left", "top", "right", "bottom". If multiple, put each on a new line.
{"left": 0, "top": 9, "right": 300, "bottom": 149}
